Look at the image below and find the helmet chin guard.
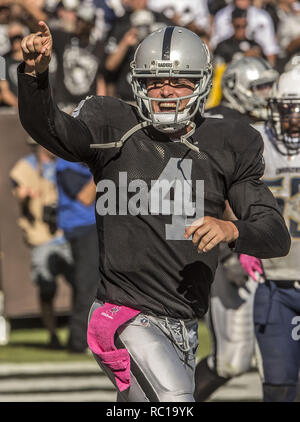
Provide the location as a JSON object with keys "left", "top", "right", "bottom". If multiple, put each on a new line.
{"left": 130, "top": 26, "right": 212, "bottom": 132}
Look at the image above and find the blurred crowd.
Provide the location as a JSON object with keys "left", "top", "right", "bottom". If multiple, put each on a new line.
{"left": 1, "top": 0, "right": 300, "bottom": 109}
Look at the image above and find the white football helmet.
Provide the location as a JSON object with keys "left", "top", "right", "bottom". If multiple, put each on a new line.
{"left": 266, "top": 65, "right": 300, "bottom": 156}
{"left": 284, "top": 54, "right": 300, "bottom": 72}
{"left": 130, "top": 26, "right": 212, "bottom": 133}
{"left": 221, "top": 57, "right": 278, "bottom": 120}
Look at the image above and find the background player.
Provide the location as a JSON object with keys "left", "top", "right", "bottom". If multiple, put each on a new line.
{"left": 205, "top": 56, "right": 278, "bottom": 122}
{"left": 241, "top": 65, "right": 300, "bottom": 402}
{"left": 194, "top": 56, "right": 279, "bottom": 402}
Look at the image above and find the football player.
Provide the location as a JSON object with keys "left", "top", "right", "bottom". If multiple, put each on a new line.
{"left": 17, "top": 23, "right": 290, "bottom": 402}
{"left": 194, "top": 56, "right": 279, "bottom": 402}
{"left": 205, "top": 56, "right": 278, "bottom": 122}
{"left": 240, "top": 65, "right": 300, "bottom": 402}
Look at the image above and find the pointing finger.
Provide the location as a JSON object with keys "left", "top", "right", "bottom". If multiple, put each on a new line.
{"left": 38, "top": 21, "right": 51, "bottom": 37}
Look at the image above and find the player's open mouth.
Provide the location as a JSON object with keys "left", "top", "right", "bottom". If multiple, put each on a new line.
{"left": 158, "top": 102, "right": 183, "bottom": 112}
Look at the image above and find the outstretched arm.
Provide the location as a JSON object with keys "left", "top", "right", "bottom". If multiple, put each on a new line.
{"left": 18, "top": 21, "right": 95, "bottom": 163}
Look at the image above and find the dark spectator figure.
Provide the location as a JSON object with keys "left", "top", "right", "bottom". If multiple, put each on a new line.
{"left": 104, "top": 0, "right": 171, "bottom": 102}
{"left": 47, "top": 0, "right": 79, "bottom": 33}
{"left": 50, "top": 2, "right": 106, "bottom": 113}
{"left": 211, "top": 0, "right": 278, "bottom": 66}
{"left": 93, "top": 0, "right": 126, "bottom": 31}
{"left": 10, "top": 142, "right": 75, "bottom": 350}
{"left": 0, "top": 20, "right": 27, "bottom": 107}
{"left": 56, "top": 159, "right": 99, "bottom": 353}
{"left": 214, "top": 7, "right": 265, "bottom": 65}
{"left": 207, "top": 0, "right": 227, "bottom": 17}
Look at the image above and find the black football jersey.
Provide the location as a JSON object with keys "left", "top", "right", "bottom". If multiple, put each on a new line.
{"left": 17, "top": 64, "right": 290, "bottom": 319}
{"left": 204, "top": 104, "right": 254, "bottom": 124}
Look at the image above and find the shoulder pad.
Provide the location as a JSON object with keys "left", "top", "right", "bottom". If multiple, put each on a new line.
{"left": 72, "top": 95, "right": 94, "bottom": 118}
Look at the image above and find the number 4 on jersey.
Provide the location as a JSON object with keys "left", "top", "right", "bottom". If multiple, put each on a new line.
{"left": 149, "top": 157, "right": 204, "bottom": 240}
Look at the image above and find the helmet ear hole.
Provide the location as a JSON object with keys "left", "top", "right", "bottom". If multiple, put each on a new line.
{"left": 140, "top": 78, "right": 147, "bottom": 88}
{"left": 224, "top": 74, "right": 236, "bottom": 91}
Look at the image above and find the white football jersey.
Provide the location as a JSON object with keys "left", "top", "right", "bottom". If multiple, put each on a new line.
{"left": 254, "top": 122, "right": 300, "bottom": 280}
{"left": 147, "top": 0, "right": 210, "bottom": 29}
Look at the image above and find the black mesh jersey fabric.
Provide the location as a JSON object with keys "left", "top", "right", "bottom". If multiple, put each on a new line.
{"left": 93, "top": 130, "right": 223, "bottom": 319}
{"left": 17, "top": 71, "right": 289, "bottom": 319}
{"left": 75, "top": 98, "right": 246, "bottom": 319}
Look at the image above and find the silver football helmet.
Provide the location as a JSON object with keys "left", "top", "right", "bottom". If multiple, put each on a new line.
{"left": 130, "top": 26, "right": 213, "bottom": 133}
{"left": 266, "top": 65, "right": 300, "bottom": 156}
{"left": 221, "top": 57, "right": 278, "bottom": 120}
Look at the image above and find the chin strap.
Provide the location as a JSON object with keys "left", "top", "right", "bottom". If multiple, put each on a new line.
{"left": 90, "top": 121, "right": 151, "bottom": 149}
{"left": 90, "top": 120, "right": 199, "bottom": 153}
{"left": 178, "top": 121, "right": 199, "bottom": 152}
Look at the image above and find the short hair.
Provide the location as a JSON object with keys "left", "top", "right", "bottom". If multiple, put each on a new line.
{"left": 231, "top": 7, "right": 247, "bottom": 20}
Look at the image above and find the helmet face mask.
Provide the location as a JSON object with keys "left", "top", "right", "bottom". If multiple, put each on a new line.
{"left": 267, "top": 98, "right": 300, "bottom": 155}
{"left": 266, "top": 65, "right": 300, "bottom": 156}
{"left": 250, "top": 80, "right": 275, "bottom": 103}
{"left": 130, "top": 26, "right": 212, "bottom": 133}
{"left": 221, "top": 57, "right": 278, "bottom": 120}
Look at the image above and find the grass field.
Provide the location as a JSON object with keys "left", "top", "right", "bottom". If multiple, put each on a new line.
{"left": 0, "top": 321, "right": 211, "bottom": 363}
